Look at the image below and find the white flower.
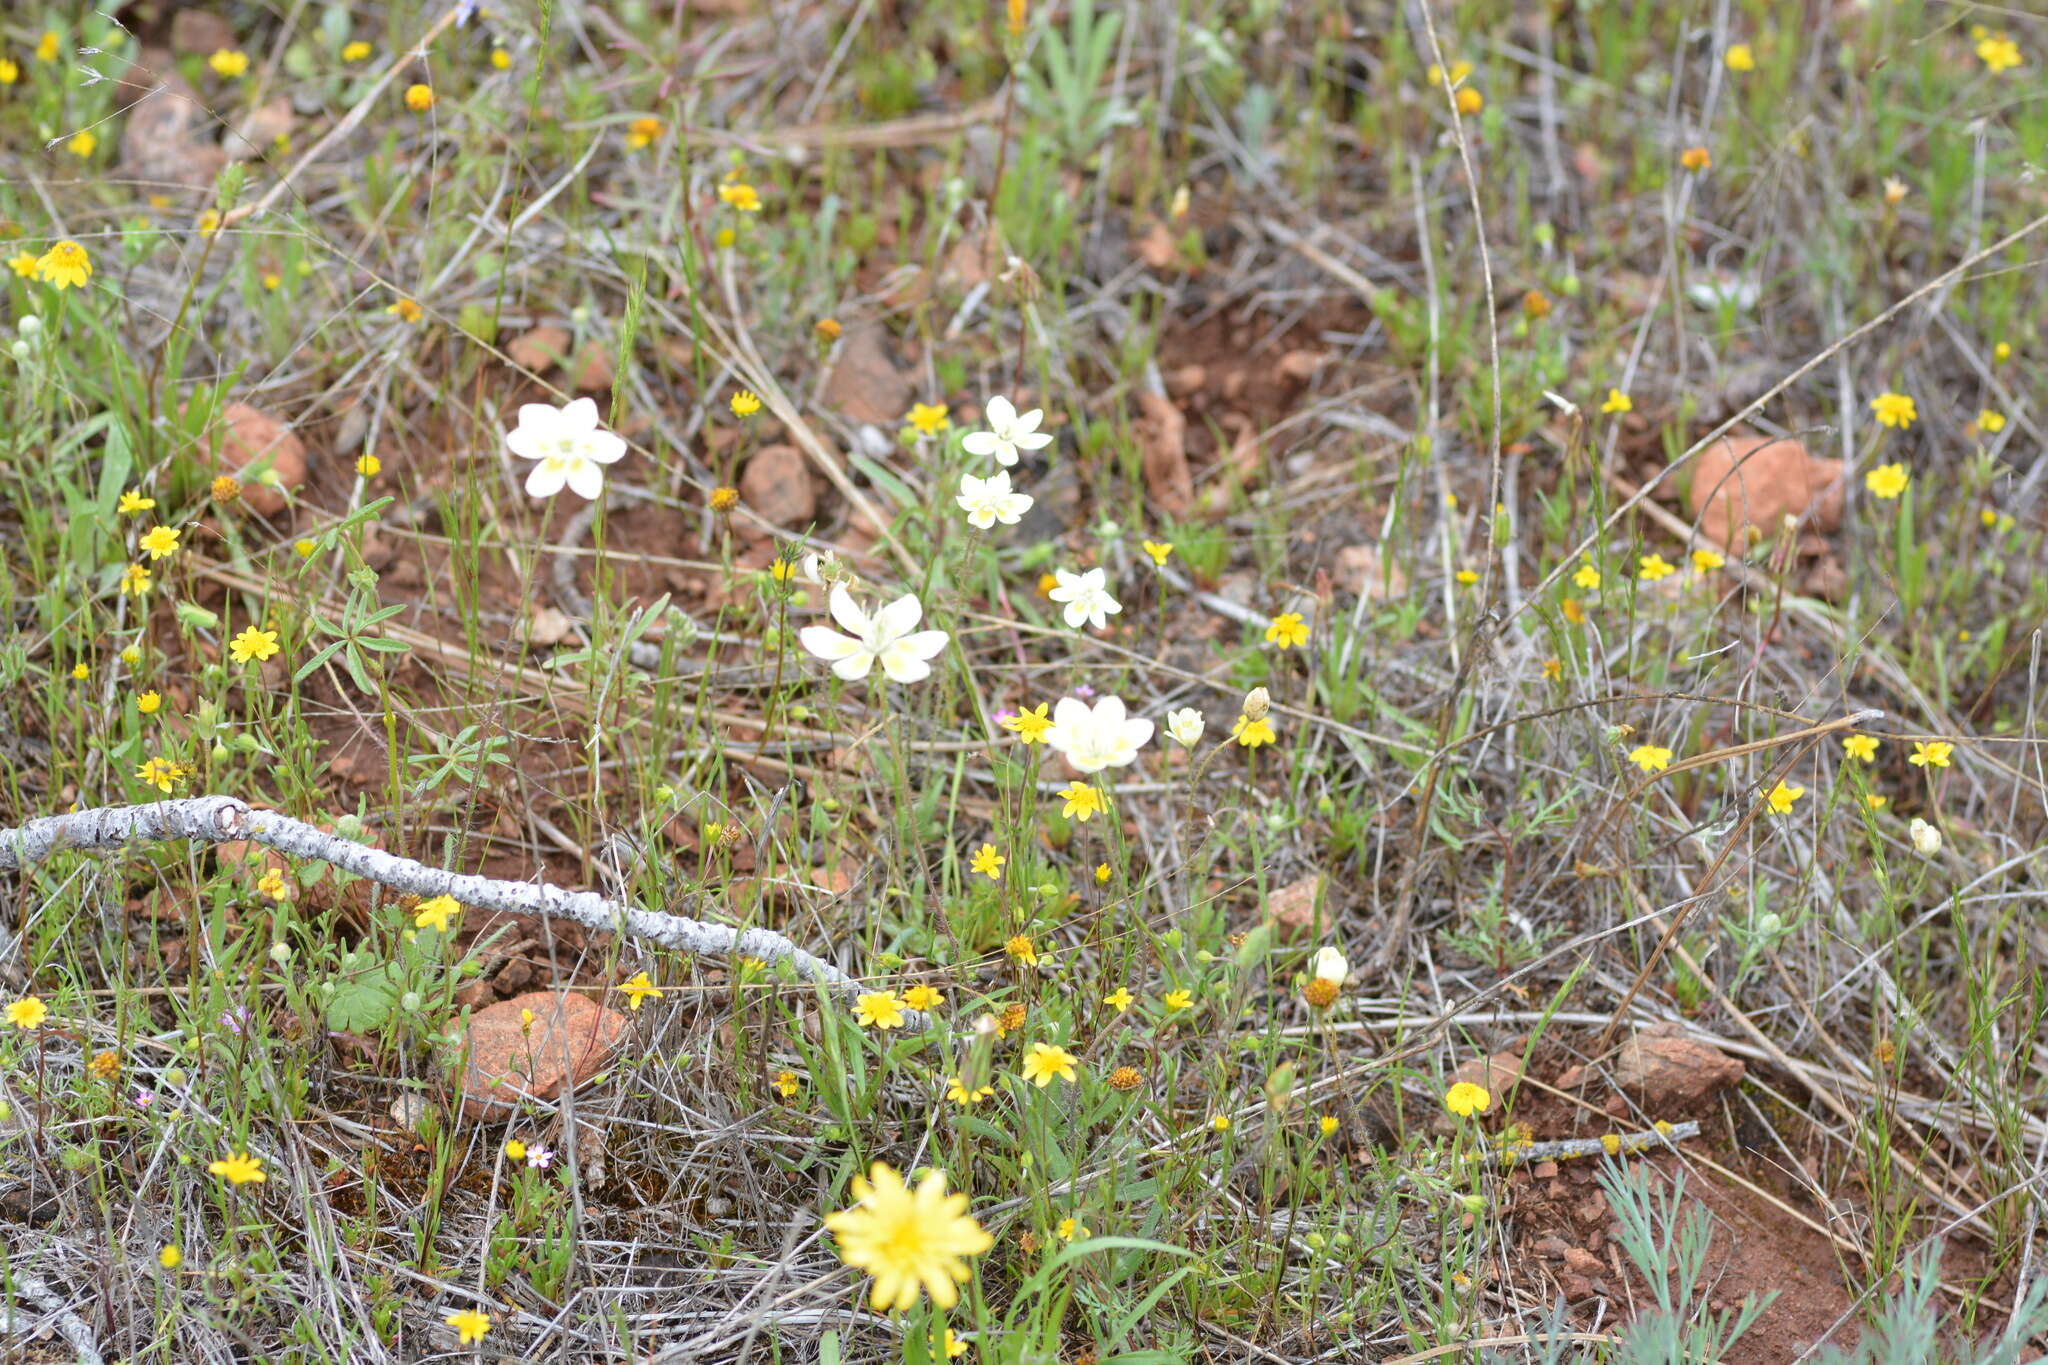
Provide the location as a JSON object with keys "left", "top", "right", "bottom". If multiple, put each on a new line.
{"left": 956, "top": 470, "right": 1034, "bottom": 529}
{"left": 526, "top": 1144, "right": 554, "bottom": 1170}
{"left": 1048, "top": 567, "right": 1121, "bottom": 631}
{"left": 505, "top": 397, "right": 627, "bottom": 500}
{"left": 799, "top": 584, "right": 949, "bottom": 684}
{"left": 1043, "top": 695, "right": 1152, "bottom": 773}
{"left": 1164, "top": 707, "right": 1206, "bottom": 747}
{"left": 1908, "top": 818, "right": 1941, "bottom": 857}
{"left": 1311, "top": 946, "right": 1348, "bottom": 985}
{"left": 960, "top": 395, "right": 1052, "bottom": 467}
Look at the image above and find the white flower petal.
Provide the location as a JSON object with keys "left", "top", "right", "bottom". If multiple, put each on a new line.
{"left": 961, "top": 432, "right": 1000, "bottom": 457}
{"left": 565, "top": 458, "right": 605, "bottom": 499}
{"left": 871, "top": 594, "right": 924, "bottom": 642}
{"left": 559, "top": 396, "right": 601, "bottom": 432}
{"left": 827, "top": 583, "right": 871, "bottom": 638}
{"left": 583, "top": 430, "right": 628, "bottom": 465}
{"left": 830, "top": 651, "right": 876, "bottom": 681}
{"left": 985, "top": 395, "right": 1017, "bottom": 429}
{"left": 525, "top": 460, "right": 567, "bottom": 497}
{"left": 799, "top": 625, "right": 864, "bottom": 663}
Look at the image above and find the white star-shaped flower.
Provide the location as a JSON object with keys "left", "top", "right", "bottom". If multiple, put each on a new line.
{"left": 799, "top": 584, "right": 949, "bottom": 684}
{"left": 961, "top": 395, "right": 1052, "bottom": 467}
{"left": 1047, "top": 567, "right": 1120, "bottom": 631}
{"left": 505, "top": 397, "right": 628, "bottom": 500}
{"left": 1043, "top": 695, "right": 1153, "bottom": 773}
{"left": 956, "top": 470, "right": 1034, "bottom": 529}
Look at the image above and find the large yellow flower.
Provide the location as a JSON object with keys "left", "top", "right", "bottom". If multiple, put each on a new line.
{"left": 36, "top": 240, "right": 92, "bottom": 290}
{"left": 823, "top": 1162, "right": 993, "bottom": 1311}
{"left": 1021, "top": 1041, "right": 1078, "bottom": 1087}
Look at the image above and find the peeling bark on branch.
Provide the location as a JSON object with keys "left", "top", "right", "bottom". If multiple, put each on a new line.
{"left": 0, "top": 797, "right": 879, "bottom": 1006}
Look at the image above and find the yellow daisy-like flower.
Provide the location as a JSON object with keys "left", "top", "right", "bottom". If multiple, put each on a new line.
{"left": 1842, "top": 734, "right": 1878, "bottom": 763}
{"left": 139, "top": 525, "right": 180, "bottom": 560}
{"left": 718, "top": 181, "right": 762, "bottom": 212}
{"left": 823, "top": 1162, "right": 993, "bottom": 1311}
{"left": 1020, "top": 1041, "right": 1079, "bottom": 1088}
{"left": 1725, "top": 43, "right": 1754, "bottom": 72}
{"left": 119, "top": 563, "right": 151, "bottom": 595}
{"left": 1978, "top": 409, "right": 2006, "bottom": 434}
{"left": 1540, "top": 657, "right": 1563, "bottom": 681}
{"left": 1057, "top": 1217, "right": 1089, "bottom": 1240}
{"left": 1764, "top": 780, "right": 1805, "bottom": 814}
{"left": 1264, "top": 612, "right": 1310, "bottom": 649}
{"left": 1443, "top": 1081, "right": 1491, "bottom": 1117}
{"left": 946, "top": 1077, "right": 993, "bottom": 1106}
{"left": 137, "top": 690, "right": 162, "bottom": 715}
{"left": 228, "top": 626, "right": 280, "bottom": 665}
{"left": 773, "top": 1070, "right": 800, "bottom": 1098}
{"left": 1319, "top": 1115, "right": 1340, "bottom": 1135}
{"left": 1909, "top": 740, "right": 1953, "bottom": 769}
{"left": 1866, "top": 794, "right": 1888, "bottom": 810}
{"left": 68, "top": 130, "right": 96, "bottom": 158}
{"left": 1864, "top": 463, "right": 1909, "bottom": 499}
{"left": 730, "top": 389, "right": 761, "bottom": 418}
{"left": 1231, "top": 714, "right": 1277, "bottom": 748}
{"left": 208, "top": 1151, "right": 266, "bottom": 1185}
{"left": 1690, "top": 547, "right": 1724, "bottom": 573}
{"left": 356, "top": 454, "right": 381, "bottom": 477}
{"left": 158, "top": 1245, "right": 181, "bottom": 1269}
{"left": 0, "top": 60, "right": 17, "bottom": 87}
{"left": 617, "top": 971, "right": 664, "bottom": 1011}
{"left": 1573, "top": 563, "right": 1601, "bottom": 591}
{"left": 1141, "top": 539, "right": 1173, "bottom": 566}
{"left": 342, "top": 40, "right": 371, "bottom": 62}
{"left": 625, "top": 116, "right": 663, "bottom": 150}
{"left": 1976, "top": 34, "right": 2022, "bottom": 73}
{"left": 135, "top": 757, "right": 181, "bottom": 794}
{"left": 35, "top": 240, "right": 93, "bottom": 290}
{"left": 1869, "top": 392, "right": 1917, "bottom": 429}
{"left": 1454, "top": 87, "right": 1482, "bottom": 115}
{"left": 1162, "top": 989, "right": 1193, "bottom": 1011}
{"left": 1002, "top": 703, "right": 1052, "bottom": 744}
{"left": 8, "top": 251, "right": 37, "bottom": 278}
{"left": 490, "top": 48, "right": 512, "bottom": 70}
{"left": 208, "top": 49, "right": 249, "bottom": 78}
{"left": 1600, "top": 388, "right": 1632, "bottom": 415}
{"left": 1005, "top": 934, "right": 1037, "bottom": 967}
{"left": 1058, "top": 782, "right": 1104, "bottom": 821}
{"left": 117, "top": 489, "right": 155, "bottom": 515}
{"left": 413, "top": 894, "right": 459, "bottom": 933}
{"left": 445, "top": 1309, "right": 491, "bottom": 1345}
{"left": 1638, "top": 554, "right": 1676, "bottom": 581}
{"left": 903, "top": 984, "right": 943, "bottom": 1012}
{"left": 1102, "top": 986, "right": 1133, "bottom": 1013}
{"left": 36, "top": 32, "right": 59, "bottom": 63}
{"left": 906, "top": 402, "right": 950, "bottom": 436}
{"left": 970, "top": 844, "right": 1005, "bottom": 881}
{"left": 403, "top": 83, "right": 434, "bottom": 112}
{"left": 257, "top": 869, "right": 289, "bottom": 901}
{"left": 1628, "top": 745, "right": 1673, "bottom": 773}
{"left": 6, "top": 996, "right": 48, "bottom": 1031}
{"left": 854, "top": 991, "right": 907, "bottom": 1029}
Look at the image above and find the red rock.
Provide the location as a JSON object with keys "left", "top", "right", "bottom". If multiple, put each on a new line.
{"left": 1261, "top": 873, "right": 1325, "bottom": 941}
{"left": 458, "top": 990, "right": 630, "bottom": 1120}
{"left": 1558, "top": 1272, "right": 1597, "bottom": 1301}
{"left": 119, "top": 58, "right": 228, "bottom": 191}
{"left": 1554, "top": 1064, "right": 1588, "bottom": 1089}
{"left": 1533, "top": 1236, "right": 1571, "bottom": 1258}
{"left": 1532, "top": 1160, "right": 1560, "bottom": 1180}
{"left": 1135, "top": 391, "right": 1193, "bottom": 517}
{"left": 821, "top": 324, "right": 913, "bottom": 426}
{"left": 1610, "top": 1020, "right": 1745, "bottom": 1110}
{"left": 1561, "top": 1247, "right": 1604, "bottom": 1277}
{"left": 1688, "top": 429, "right": 1843, "bottom": 550}
{"left": 738, "top": 444, "right": 817, "bottom": 530}
{"left": 507, "top": 324, "right": 572, "bottom": 373}
{"left": 209, "top": 402, "right": 306, "bottom": 517}
{"left": 1451, "top": 1048, "right": 1528, "bottom": 1096}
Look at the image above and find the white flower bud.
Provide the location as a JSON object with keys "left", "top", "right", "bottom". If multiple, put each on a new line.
{"left": 1242, "top": 686, "right": 1270, "bottom": 722}
{"left": 1909, "top": 818, "right": 1941, "bottom": 857}
{"left": 1164, "top": 707, "right": 1205, "bottom": 747}
{"left": 1311, "top": 946, "right": 1349, "bottom": 985}
{"left": 17, "top": 315, "right": 40, "bottom": 337}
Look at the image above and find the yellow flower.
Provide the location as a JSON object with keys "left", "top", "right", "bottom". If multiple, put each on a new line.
{"left": 1102, "top": 986, "right": 1132, "bottom": 1013}
{"left": 69, "top": 661, "right": 88, "bottom": 681}
{"left": 946, "top": 1077, "right": 994, "bottom": 1106}
{"left": 1866, "top": 794, "right": 1888, "bottom": 810}
{"left": 197, "top": 209, "right": 222, "bottom": 237}
{"left": 824, "top": 1162, "right": 993, "bottom": 1311}
{"left": 1573, "top": 563, "right": 1601, "bottom": 591}
{"left": 119, "top": 563, "right": 151, "bottom": 595}
{"left": 1725, "top": 43, "right": 1754, "bottom": 72}
{"left": 158, "top": 1245, "right": 181, "bottom": 1269}
{"left": 1976, "top": 34, "right": 2022, "bottom": 73}
{"left": 68, "top": 130, "right": 96, "bottom": 158}
{"left": 718, "top": 181, "right": 762, "bottom": 212}
{"left": 1021, "top": 1041, "right": 1079, "bottom": 1088}
{"left": 0, "top": 59, "right": 17, "bottom": 85}
{"left": 1264, "top": 612, "right": 1310, "bottom": 649}
{"left": 1444, "top": 1081, "right": 1491, "bottom": 1117}
{"left": 855, "top": 991, "right": 907, "bottom": 1029}
{"left": 490, "top": 48, "right": 512, "bottom": 70}
{"left": 208, "top": 1151, "right": 266, "bottom": 1185}
{"left": 1162, "top": 989, "right": 1193, "bottom": 1011}
{"left": 135, "top": 757, "right": 180, "bottom": 793}
{"left": 1638, "top": 554, "right": 1676, "bottom": 581}
{"left": 35, "top": 240, "right": 92, "bottom": 290}
{"left": 1864, "top": 463, "right": 1909, "bottom": 499}
{"left": 413, "top": 894, "right": 460, "bottom": 933}
{"left": 257, "top": 869, "right": 289, "bottom": 901}
{"left": 1978, "top": 409, "right": 2006, "bottom": 434}
{"left": 1599, "top": 388, "right": 1632, "bottom": 415}
{"left": 709, "top": 486, "right": 739, "bottom": 512}
{"left": 1453, "top": 87, "right": 1483, "bottom": 115}
{"left": 445, "top": 1309, "right": 491, "bottom": 1346}
{"left": 970, "top": 844, "right": 1005, "bottom": 881}
{"left": 1869, "top": 392, "right": 1917, "bottom": 429}
{"left": 1002, "top": 703, "right": 1052, "bottom": 744}
{"left": 617, "top": 971, "right": 664, "bottom": 1011}
{"left": 36, "top": 32, "right": 59, "bottom": 64}
{"left": 1093, "top": 863, "right": 1111, "bottom": 884}
{"left": 1141, "top": 540, "right": 1173, "bottom": 566}
{"left": 1540, "top": 657, "right": 1562, "bottom": 681}
{"left": 1628, "top": 745, "right": 1673, "bottom": 774}
{"left": 1909, "top": 740, "right": 1953, "bottom": 769}
{"left": 6, "top": 997, "right": 48, "bottom": 1030}
{"left": 139, "top": 526, "right": 180, "bottom": 559}
{"left": 729, "top": 389, "right": 761, "bottom": 418}
{"left": 1561, "top": 597, "right": 1586, "bottom": 624}
{"left": 387, "top": 297, "right": 423, "bottom": 323}
{"left": 626, "top": 116, "right": 662, "bottom": 150}
{"left": 774, "top": 1070, "right": 800, "bottom": 1098}
{"left": 1523, "top": 289, "right": 1551, "bottom": 318}
{"left": 342, "top": 41, "right": 371, "bottom": 62}
{"left": 1231, "top": 714, "right": 1276, "bottom": 748}
{"left": 1679, "top": 145, "right": 1711, "bottom": 172}
{"left": 1209, "top": 1114, "right": 1230, "bottom": 1132}
{"left": 1057, "top": 1217, "right": 1089, "bottom": 1240}
{"left": 137, "top": 690, "right": 162, "bottom": 714}
{"left": 1058, "top": 782, "right": 1105, "bottom": 821}
{"left": 1842, "top": 734, "right": 1878, "bottom": 763}
{"left": 815, "top": 317, "right": 842, "bottom": 341}
{"left": 228, "top": 626, "right": 280, "bottom": 665}
{"left": 1318, "top": 1115, "right": 1339, "bottom": 1136}
{"left": 1455, "top": 569, "right": 1479, "bottom": 585}
{"left": 505, "top": 1139, "right": 526, "bottom": 1161}
{"left": 404, "top": 83, "right": 434, "bottom": 111}
{"left": 903, "top": 984, "right": 943, "bottom": 1011}
{"left": 1765, "top": 780, "right": 1805, "bottom": 814}
{"left": 1690, "top": 547, "right": 1724, "bottom": 573}
{"left": 1993, "top": 341, "right": 2011, "bottom": 364}
{"left": 208, "top": 49, "right": 249, "bottom": 78}
{"left": 7, "top": 251, "right": 36, "bottom": 277}
{"left": 907, "top": 402, "right": 951, "bottom": 436}
{"left": 356, "top": 453, "right": 382, "bottom": 477}
{"left": 1005, "top": 934, "right": 1037, "bottom": 967}
{"left": 1427, "top": 60, "right": 1473, "bottom": 88}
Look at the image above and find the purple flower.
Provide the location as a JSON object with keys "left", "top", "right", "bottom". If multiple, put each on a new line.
{"left": 526, "top": 1145, "right": 555, "bottom": 1170}
{"left": 132, "top": 1088, "right": 156, "bottom": 1108}
{"left": 1073, "top": 683, "right": 1096, "bottom": 699}
{"left": 219, "top": 1006, "right": 249, "bottom": 1036}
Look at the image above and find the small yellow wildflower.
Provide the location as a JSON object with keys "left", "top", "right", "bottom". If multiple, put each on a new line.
{"left": 356, "top": 454, "right": 382, "bottom": 477}
{"left": 36, "top": 32, "right": 59, "bottom": 63}
{"left": 1679, "top": 145, "right": 1711, "bottom": 172}
{"left": 1869, "top": 392, "right": 1917, "bottom": 429}
{"left": 907, "top": 402, "right": 950, "bottom": 436}
{"left": 1444, "top": 1082, "right": 1491, "bottom": 1117}
{"left": 1319, "top": 1115, "right": 1340, "bottom": 1136}
{"left": 119, "top": 563, "right": 151, "bottom": 595}
{"left": 1842, "top": 734, "right": 1878, "bottom": 763}
{"left": 1141, "top": 540, "right": 1173, "bottom": 566}
{"left": 718, "top": 181, "right": 762, "bottom": 212}
{"left": 7, "top": 251, "right": 36, "bottom": 278}
{"left": 946, "top": 1077, "right": 993, "bottom": 1106}
{"left": 68, "top": 130, "right": 96, "bottom": 158}
{"left": 413, "top": 894, "right": 459, "bottom": 933}
{"left": 139, "top": 525, "right": 180, "bottom": 560}
{"left": 35, "top": 240, "right": 92, "bottom": 290}
{"left": 1725, "top": 43, "right": 1754, "bottom": 72}
{"left": 387, "top": 298, "right": 423, "bottom": 324}
{"left": 228, "top": 626, "right": 280, "bottom": 665}
{"left": 1093, "top": 863, "right": 1110, "bottom": 884}
{"left": 208, "top": 1151, "right": 266, "bottom": 1185}
{"left": 1264, "top": 612, "right": 1310, "bottom": 649}
{"left": 730, "top": 389, "right": 761, "bottom": 418}
{"left": 625, "top": 116, "right": 662, "bottom": 150}
{"left": 208, "top": 49, "right": 249, "bottom": 78}
{"left": 135, "top": 757, "right": 180, "bottom": 794}
{"left": 902, "top": 984, "right": 943, "bottom": 1011}
{"left": 1573, "top": 563, "right": 1601, "bottom": 591}
{"left": 1909, "top": 740, "right": 1953, "bottom": 769}
{"left": 1978, "top": 409, "right": 2006, "bottom": 434}
{"left": 1002, "top": 703, "right": 1052, "bottom": 744}
{"left": 1561, "top": 597, "right": 1586, "bottom": 624}
{"left": 505, "top": 1139, "right": 526, "bottom": 1161}
{"left": 342, "top": 40, "right": 371, "bottom": 62}
{"left": 1600, "top": 388, "right": 1632, "bottom": 415}
{"left": 970, "top": 844, "right": 1005, "bottom": 881}
{"left": 1690, "top": 547, "right": 1724, "bottom": 573}
{"left": 490, "top": 48, "right": 511, "bottom": 70}
{"left": 1231, "top": 714, "right": 1277, "bottom": 748}
{"left": 1638, "top": 554, "right": 1676, "bottom": 581}
{"left": 1540, "top": 657, "right": 1563, "bottom": 681}
{"left": 404, "top": 83, "right": 434, "bottom": 112}
{"left": 617, "top": 971, "right": 664, "bottom": 1011}
{"left": 445, "top": 1310, "right": 490, "bottom": 1346}
{"left": 1866, "top": 794, "right": 1888, "bottom": 810}
{"left": 1765, "top": 780, "right": 1805, "bottom": 814}
{"left": 6, "top": 997, "right": 48, "bottom": 1031}
{"left": 137, "top": 690, "right": 162, "bottom": 714}
{"left": 855, "top": 991, "right": 907, "bottom": 1029}
{"left": 158, "top": 1245, "right": 181, "bottom": 1269}
{"left": 774, "top": 1070, "right": 800, "bottom": 1098}
{"left": 1454, "top": 87, "right": 1483, "bottom": 115}
{"left": 1628, "top": 745, "right": 1673, "bottom": 774}
{"left": 1864, "top": 463, "right": 1909, "bottom": 499}
{"left": 0, "top": 59, "right": 17, "bottom": 86}
{"left": 1163, "top": 989, "right": 1193, "bottom": 1012}
{"left": 1021, "top": 1041, "right": 1079, "bottom": 1087}
{"left": 709, "top": 486, "right": 739, "bottom": 512}
{"left": 1057, "top": 1217, "right": 1088, "bottom": 1240}
{"left": 1976, "top": 34, "right": 2022, "bottom": 73}
{"left": 1103, "top": 987, "right": 1132, "bottom": 1013}
{"left": 1005, "top": 934, "right": 1038, "bottom": 967}
{"left": 1058, "top": 782, "right": 1105, "bottom": 821}
{"left": 1993, "top": 341, "right": 2011, "bottom": 364}
{"left": 257, "top": 869, "right": 289, "bottom": 901}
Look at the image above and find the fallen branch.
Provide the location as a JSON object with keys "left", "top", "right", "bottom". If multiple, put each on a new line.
{"left": 1, "top": 1272, "right": 103, "bottom": 1365}
{"left": 0, "top": 797, "right": 878, "bottom": 1005}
